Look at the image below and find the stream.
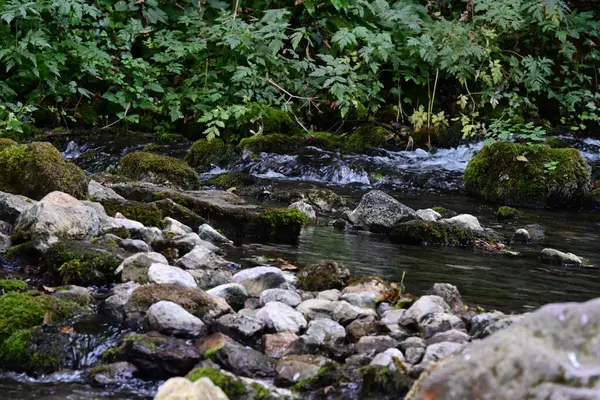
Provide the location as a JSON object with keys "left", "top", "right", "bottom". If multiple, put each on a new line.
{"left": 2, "top": 134, "right": 600, "bottom": 398}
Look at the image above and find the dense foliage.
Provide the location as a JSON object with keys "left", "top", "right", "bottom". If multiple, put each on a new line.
{"left": 0, "top": 0, "right": 598, "bottom": 141}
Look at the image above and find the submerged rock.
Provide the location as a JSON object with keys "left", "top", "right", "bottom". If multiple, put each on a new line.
{"left": 407, "top": 297, "right": 600, "bottom": 399}
{"left": 464, "top": 142, "right": 591, "bottom": 208}
{"left": 391, "top": 220, "right": 474, "bottom": 246}
{"left": 348, "top": 190, "right": 416, "bottom": 233}
{"left": 496, "top": 206, "right": 520, "bottom": 220}
{"left": 540, "top": 248, "right": 583, "bottom": 265}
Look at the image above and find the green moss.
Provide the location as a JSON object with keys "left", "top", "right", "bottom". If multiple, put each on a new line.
{"left": 292, "top": 362, "right": 343, "bottom": 392}
{"left": 187, "top": 367, "right": 247, "bottom": 397}
{"left": 204, "top": 348, "right": 218, "bottom": 361}
{"left": 464, "top": 143, "right": 591, "bottom": 208}
{"left": 259, "top": 208, "right": 308, "bottom": 241}
{"left": 208, "top": 172, "right": 256, "bottom": 190}
{"left": 155, "top": 133, "right": 187, "bottom": 145}
{"left": 0, "top": 292, "right": 84, "bottom": 343}
{"left": 5, "top": 242, "right": 38, "bottom": 262}
{"left": 430, "top": 207, "right": 457, "bottom": 219}
{"left": 104, "top": 227, "right": 131, "bottom": 239}
{"left": 496, "top": 206, "right": 520, "bottom": 220}
{"left": 357, "top": 365, "right": 413, "bottom": 396}
{"left": 545, "top": 137, "right": 570, "bottom": 149}
{"left": 101, "top": 199, "right": 164, "bottom": 228}
{"left": 0, "top": 142, "right": 88, "bottom": 200}
{"left": 250, "top": 383, "right": 271, "bottom": 400}
{"left": 391, "top": 220, "right": 474, "bottom": 246}
{"left": 0, "top": 328, "right": 32, "bottom": 367}
{"left": 244, "top": 103, "right": 298, "bottom": 135}
{"left": 592, "top": 187, "right": 600, "bottom": 204}
{"left": 102, "top": 345, "right": 125, "bottom": 362}
{"left": 152, "top": 199, "right": 205, "bottom": 231}
{"left": 120, "top": 151, "right": 200, "bottom": 190}
{"left": 0, "top": 278, "right": 28, "bottom": 293}
{"left": 238, "top": 134, "right": 305, "bottom": 154}
{"left": 141, "top": 143, "right": 162, "bottom": 153}
{"left": 185, "top": 139, "right": 235, "bottom": 170}
{"left": 0, "top": 138, "right": 17, "bottom": 149}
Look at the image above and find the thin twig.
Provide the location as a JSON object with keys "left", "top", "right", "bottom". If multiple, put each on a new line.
{"left": 102, "top": 102, "right": 131, "bottom": 130}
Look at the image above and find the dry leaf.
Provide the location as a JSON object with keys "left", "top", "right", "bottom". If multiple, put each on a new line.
{"left": 59, "top": 326, "right": 75, "bottom": 334}
{"left": 39, "top": 285, "right": 57, "bottom": 294}
{"left": 43, "top": 311, "right": 52, "bottom": 325}
{"left": 516, "top": 155, "right": 528, "bottom": 162}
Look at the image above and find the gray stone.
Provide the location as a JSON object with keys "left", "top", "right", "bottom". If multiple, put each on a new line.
{"left": 0, "top": 191, "right": 36, "bottom": 223}
{"left": 139, "top": 226, "right": 164, "bottom": 245}
{"left": 317, "top": 289, "right": 341, "bottom": 302}
{"left": 346, "top": 315, "right": 380, "bottom": 341}
{"left": 405, "top": 347, "right": 425, "bottom": 365}
{"left": 275, "top": 354, "right": 332, "bottom": 386}
{"left": 175, "top": 244, "right": 230, "bottom": 270}
{"left": 116, "top": 252, "right": 169, "bottom": 284}
{"left": 288, "top": 200, "right": 316, "bottom": 222}
{"left": 232, "top": 267, "right": 288, "bottom": 296}
{"left": 377, "top": 302, "right": 393, "bottom": 316}
{"left": 163, "top": 217, "right": 192, "bottom": 236}
{"left": 540, "top": 248, "right": 583, "bottom": 265}
{"left": 426, "top": 283, "right": 464, "bottom": 312}
{"left": 89, "top": 361, "right": 138, "bottom": 385}
{"left": 119, "top": 238, "right": 151, "bottom": 253}
{"left": 0, "top": 220, "right": 12, "bottom": 235}
{"left": 207, "top": 283, "right": 248, "bottom": 311}
{"left": 0, "top": 232, "right": 10, "bottom": 253}
{"left": 154, "top": 376, "right": 229, "bottom": 400}
{"left": 407, "top": 297, "right": 600, "bottom": 400}
{"left": 172, "top": 233, "right": 219, "bottom": 254}
{"left": 416, "top": 208, "right": 441, "bottom": 222}
{"left": 15, "top": 192, "right": 101, "bottom": 252}
{"left": 296, "top": 299, "right": 337, "bottom": 320}
{"left": 188, "top": 269, "right": 232, "bottom": 290}
{"left": 52, "top": 285, "right": 92, "bottom": 304}
{"left": 512, "top": 228, "right": 531, "bottom": 244}
{"left": 370, "top": 348, "right": 406, "bottom": 371}
{"left": 102, "top": 282, "right": 140, "bottom": 321}
{"left": 381, "top": 309, "right": 406, "bottom": 326}
{"left": 145, "top": 300, "right": 205, "bottom": 337}
{"left": 399, "top": 295, "right": 449, "bottom": 327}
{"left": 148, "top": 263, "right": 197, "bottom": 288}
{"left": 440, "top": 214, "right": 484, "bottom": 233}
{"left": 303, "top": 318, "right": 346, "bottom": 348}
{"left": 263, "top": 332, "right": 299, "bottom": 359}
{"left": 471, "top": 314, "right": 524, "bottom": 339}
{"left": 214, "top": 313, "right": 265, "bottom": 342}
{"left": 412, "top": 341, "right": 464, "bottom": 374}
{"left": 259, "top": 288, "right": 302, "bottom": 307}
{"left": 340, "top": 292, "right": 378, "bottom": 308}
{"left": 215, "top": 342, "right": 276, "bottom": 378}
{"left": 419, "top": 312, "right": 466, "bottom": 339}
{"left": 197, "top": 223, "right": 233, "bottom": 245}
{"left": 332, "top": 300, "right": 377, "bottom": 325}
{"left": 425, "top": 329, "right": 470, "bottom": 346}
{"left": 348, "top": 190, "right": 416, "bottom": 233}
{"left": 256, "top": 301, "right": 307, "bottom": 333}
{"left": 355, "top": 335, "right": 399, "bottom": 355}
{"left": 88, "top": 180, "right": 124, "bottom": 202}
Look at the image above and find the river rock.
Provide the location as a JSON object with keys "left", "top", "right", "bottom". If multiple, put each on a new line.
{"left": 399, "top": 295, "right": 450, "bottom": 328}
{"left": 407, "top": 297, "right": 600, "bottom": 399}
{"left": 401, "top": 337, "right": 426, "bottom": 365}
{"left": 440, "top": 214, "right": 484, "bottom": 233}
{"left": 171, "top": 232, "right": 220, "bottom": 255}
{"left": 215, "top": 341, "right": 276, "bottom": 378}
{"left": 411, "top": 341, "right": 464, "bottom": 376}
{"left": 472, "top": 314, "right": 524, "bottom": 339}
{"left": 138, "top": 226, "right": 164, "bottom": 245}
{"left": 317, "top": 289, "right": 341, "bottom": 301}
{"left": 259, "top": 288, "right": 302, "bottom": 307}
{"left": 275, "top": 354, "right": 332, "bottom": 386}
{"left": 288, "top": 200, "right": 317, "bottom": 222}
{"left": 303, "top": 318, "right": 346, "bottom": 348}
{"left": 256, "top": 301, "right": 307, "bottom": 333}
{"left": 88, "top": 180, "right": 124, "bottom": 202}
{"left": 540, "top": 248, "right": 583, "bottom": 265}
{"left": 297, "top": 261, "right": 350, "bottom": 291}
{"left": 14, "top": 191, "right": 101, "bottom": 252}
{"left": 0, "top": 191, "right": 36, "bottom": 223}
{"left": 370, "top": 348, "right": 405, "bottom": 371}
{"left": 381, "top": 309, "right": 406, "bottom": 326}
{"left": 145, "top": 300, "right": 206, "bottom": 337}
{"left": 524, "top": 223, "right": 546, "bottom": 241}
{"left": 0, "top": 233, "right": 10, "bottom": 253}
{"left": 119, "top": 238, "right": 151, "bottom": 253}
{"left": 197, "top": 223, "right": 233, "bottom": 245}
{"left": 52, "top": 285, "right": 92, "bottom": 305}
{"left": 102, "top": 282, "right": 141, "bottom": 321}
{"left": 340, "top": 292, "right": 378, "bottom": 308}
{"left": 426, "top": 283, "right": 464, "bottom": 312}
{"left": 232, "top": 266, "right": 288, "bottom": 296}
{"left": 148, "top": 263, "right": 197, "bottom": 288}
{"left": 115, "top": 252, "right": 168, "bottom": 283}
{"left": 512, "top": 228, "right": 531, "bottom": 244}
{"left": 164, "top": 217, "right": 192, "bottom": 236}
{"left": 263, "top": 332, "right": 299, "bottom": 359}
{"left": 332, "top": 300, "right": 377, "bottom": 325}
{"left": 213, "top": 313, "right": 265, "bottom": 343}
{"left": 89, "top": 362, "right": 138, "bottom": 385}
{"left": 296, "top": 299, "right": 337, "bottom": 320}
{"left": 154, "top": 377, "right": 228, "bottom": 400}
{"left": 119, "top": 332, "right": 201, "bottom": 379}
{"left": 348, "top": 190, "right": 416, "bottom": 233}
{"left": 355, "top": 335, "right": 399, "bottom": 355}
{"left": 416, "top": 209, "right": 441, "bottom": 222}
{"left": 425, "top": 329, "right": 470, "bottom": 346}
{"left": 207, "top": 283, "right": 248, "bottom": 311}
{"left": 346, "top": 315, "right": 380, "bottom": 341}
{"left": 176, "top": 244, "right": 230, "bottom": 271}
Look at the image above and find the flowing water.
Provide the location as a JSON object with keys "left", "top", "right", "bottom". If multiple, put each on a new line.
{"left": 4, "top": 134, "right": 600, "bottom": 398}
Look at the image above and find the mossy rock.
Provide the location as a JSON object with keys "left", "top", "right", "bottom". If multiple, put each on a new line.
{"left": 0, "top": 278, "right": 28, "bottom": 293}
{"left": 292, "top": 362, "right": 344, "bottom": 392}
{"left": 341, "top": 125, "right": 391, "bottom": 153}
{"left": 129, "top": 284, "right": 216, "bottom": 317}
{"left": 208, "top": 172, "right": 256, "bottom": 190}
{"left": 544, "top": 137, "right": 570, "bottom": 149}
{"left": 155, "top": 133, "right": 188, "bottom": 145}
{"left": 238, "top": 134, "right": 306, "bottom": 154}
{"left": 259, "top": 208, "right": 308, "bottom": 242}
{"left": 3, "top": 326, "right": 71, "bottom": 374}
{"left": 120, "top": 152, "right": 200, "bottom": 190}
{"left": 0, "top": 291, "right": 85, "bottom": 343}
{"left": 187, "top": 367, "right": 247, "bottom": 398}
{"left": 391, "top": 220, "right": 475, "bottom": 246}
{"left": 185, "top": 139, "right": 236, "bottom": 171}
{"left": 496, "top": 206, "right": 520, "bottom": 220}
{"left": 40, "top": 241, "right": 123, "bottom": 285}
{"left": 0, "top": 138, "right": 18, "bottom": 149}
{"left": 141, "top": 143, "right": 162, "bottom": 153}
{"left": 357, "top": 365, "right": 413, "bottom": 398}
{"left": 245, "top": 103, "right": 299, "bottom": 135}
{"left": 101, "top": 199, "right": 164, "bottom": 228}
{"left": 297, "top": 261, "right": 350, "bottom": 292}
{"left": 152, "top": 198, "right": 206, "bottom": 231}
{"left": 464, "top": 143, "right": 591, "bottom": 208}
{"left": 0, "top": 142, "right": 88, "bottom": 200}
{"left": 430, "top": 207, "right": 457, "bottom": 219}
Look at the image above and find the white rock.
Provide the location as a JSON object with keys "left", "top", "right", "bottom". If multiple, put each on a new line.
{"left": 176, "top": 244, "right": 230, "bottom": 270}
{"left": 115, "top": 252, "right": 168, "bottom": 283}
{"left": 399, "top": 295, "right": 450, "bottom": 326}
{"left": 370, "top": 348, "right": 406, "bottom": 371}
{"left": 317, "top": 289, "right": 341, "bottom": 302}
{"left": 288, "top": 201, "right": 316, "bottom": 222}
{"left": 303, "top": 318, "right": 345, "bottom": 347}
{"left": 416, "top": 208, "right": 442, "bottom": 222}
{"left": 88, "top": 180, "right": 124, "bottom": 201}
{"left": 441, "top": 214, "right": 484, "bottom": 233}
{"left": 540, "top": 248, "right": 583, "bottom": 266}
{"left": 260, "top": 289, "right": 302, "bottom": 307}
{"left": 232, "top": 266, "right": 287, "bottom": 296}
{"left": 207, "top": 283, "right": 249, "bottom": 310}
{"left": 148, "top": 263, "right": 197, "bottom": 288}
{"left": 145, "top": 300, "right": 205, "bottom": 337}
{"left": 296, "top": 299, "right": 337, "bottom": 320}
{"left": 163, "top": 217, "right": 192, "bottom": 236}
{"left": 0, "top": 191, "right": 36, "bottom": 223}
{"left": 119, "top": 238, "right": 151, "bottom": 253}
{"left": 154, "top": 376, "right": 229, "bottom": 400}
{"left": 198, "top": 224, "right": 233, "bottom": 245}
{"left": 256, "top": 301, "right": 307, "bottom": 333}
{"left": 332, "top": 300, "right": 377, "bottom": 324}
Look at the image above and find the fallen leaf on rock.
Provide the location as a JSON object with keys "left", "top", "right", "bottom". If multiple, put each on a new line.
{"left": 59, "top": 326, "right": 75, "bottom": 334}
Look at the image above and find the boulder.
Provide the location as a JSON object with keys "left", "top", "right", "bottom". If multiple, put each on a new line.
{"left": 119, "top": 152, "right": 200, "bottom": 190}
{"left": 119, "top": 238, "right": 151, "bottom": 253}
{"left": 215, "top": 341, "right": 276, "bottom": 378}
{"left": 115, "top": 252, "right": 168, "bottom": 284}
{"left": 256, "top": 302, "right": 307, "bottom": 333}
{"left": 14, "top": 192, "right": 101, "bottom": 252}
{"left": 440, "top": 214, "right": 484, "bottom": 233}
{"left": 399, "top": 295, "right": 450, "bottom": 328}
{"left": 259, "top": 289, "right": 302, "bottom": 308}
{"left": 496, "top": 206, "right": 520, "bottom": 220}
{"left": 370, "top": 348, "right": 405, "bottom": 371}
{"left": 0, "top": 142, "right": 88, "bottom": 200}
{"left": 0, "top": 191, "right": 36, "bottom": 223}
{"left": 348, "top": 190, "right": 416, "bottom": 233}
{"left": 512, "top": 228, "right": 531, "bottom": 244}
{"left": 175, "top": 244, "right": 230, "bottom": 271}
{"left": 207, "top": 283, "right": 248, "bottom": 311}
{"left": 391, "top": 220, "right": 474, "bottom": 246}
{"left": 154, "top": 377, "right": 229, "bottom": 400}
{"left": 419, "top": 312, "right": 466, "bottom": 339}
{"left": 380, "top": 309, "right": 406, "bottom": 326}
{"left": 164, "top": 217, "right": 192, "bottom": 236}
{"left": 346, "top": 315, "right": 380, "bottom": 341}
{"left": 407, "top": 298, "right": 600, "bottom": 399}
{"left": 288, "top": 201, "right": 316, "bottom": 222}
{"left": 464, "top": 142, "right": 591, "bottom": 208}
{"left": 332, "top": 300, "right": 377, "bottom": 325}
{"left": 263, "top": 332, "right": 298, "bottom": 359}
{"left": 213, "top": 313, "right": 265, "bottom": 343}
{"left": 197, "top": 223, "right": 233, "bottom": 245}
{"left": 51, "top": 285, "right": 92, "bottom": 305}
{"left": 145, "top": 300, "right": 206, "bottom": 337}
{"left": 232, "top": 267, "right": 288, "bottom": 296}
{"left": 416, "top": 209, "right": 441, "bottom": 222}
{"left": 340, "top": 292, "right": 378, "bottom": 309}
{"left": 88, "top": 180, "right": 124, "bottom": 202}
{"left": 317, "top": 289, "right": 341, "bottom": 302}
{"left": 302, "top": 318, "right": 346, "bottom": 349}
{"left": 355, "top": 335, "right": 399, "bottom": 355}
{"left": 148, "top": 263, "right": 197, "bottom": 288}
{"left": 426, "top": 283, "right": 464, "bottom": 312}
{"left": 102, "top": 282, "right": 141, "bottom": 321}
{"left": 296, "top": 299, "right": 337, "bottom": 320}
{"left": 540, "top": 248, "right": 583, "bottom": 265}
{"left": 297, "top": 261, "right": 350, "bottom": 291}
